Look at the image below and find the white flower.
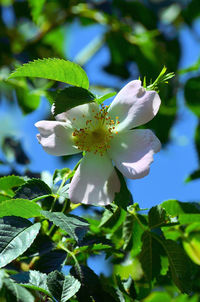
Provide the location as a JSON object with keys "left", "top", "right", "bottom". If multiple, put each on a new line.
{"left": 35, "top": 80, "right": 161, "bottom": 206}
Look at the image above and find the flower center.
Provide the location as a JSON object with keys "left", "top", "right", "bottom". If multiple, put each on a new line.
{"left": 72, "top": 106, "right": 119, "bottom": 155}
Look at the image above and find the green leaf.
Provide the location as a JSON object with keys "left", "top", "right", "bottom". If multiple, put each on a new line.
{"left": 53, "top": 168, "right": 72, "bottom": 184}
{"left": 161, "top": 239, "right": 191, "bottom": 293}
{"left": 41, "top": 211, "right": 89, "bottom": 242}
{"left": 0, "top": 175, "right": 26, "bottom": 197}
{"left": 52, "top": 86, "right": 95, "bottom": 115}
{"left": 184, "top": 76, "right": 200, "bottom": 116}
{"left": 185, "top": 169, "right": 200, "bottom": 182}
{"left": 4, "top": 277, "right": 34, "bottom": 302}
{"left": 122, "top": 212, "right": 134, "bottom": 250}
{"left": 14, "top": 178, "right": 51, "bottom": 200}
{"left": 179, "top": 214, "right": 200, "bottom": 224}
{"left": 0, "top": 217, "right": 41, "bottom": 268}
{"left": 139, "top": 231, "right": 163, "bottom": 282}
{"left": 148, "top": 205, "right": 168, "bottom": 229}
{"left": 15, "top": 85, "right": 40, "bottom": 114}
{"left": 28, "top": 0, "right": 46, "bottom": 24}
{"left": 0, "top": 199, "right": 42, "bottom": 218}
{"left": 20, "top": 270, "right": 56, "bottom": 301}
{"left": 161, "top": 200, "right": 200, "bottom": 216}
{"left": 114, "top": 169, "right": 132, "bottom": 210}
{"left": 47, "top": 271, "right": 81, "bottom": 302}
{"left": 95, "top": 92, "right": 117, "bottom": 104}
{"left": 9, "top": 58, "right": 89, "bottom": 89}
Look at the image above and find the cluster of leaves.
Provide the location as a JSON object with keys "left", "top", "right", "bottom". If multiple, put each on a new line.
{"left": 0, "top": 171, "right": 200, "bottom": 301}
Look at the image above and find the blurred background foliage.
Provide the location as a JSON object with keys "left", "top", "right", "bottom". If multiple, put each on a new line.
{"left": 1, "top": 0, "right": 200, "bottom": 300}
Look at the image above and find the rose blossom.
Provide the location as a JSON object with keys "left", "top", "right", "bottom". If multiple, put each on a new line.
{"left": 35, "top": 80, "right": 161, "bottom": 206}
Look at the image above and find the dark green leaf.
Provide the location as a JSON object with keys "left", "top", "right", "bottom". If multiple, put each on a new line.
{"left": 185, "top": 169, "right": 200, "bottom": 182}
{"left": 0, "top": 217, "right": 41, "bottom": 268}
{"left": 4, "top": 277, "right": 34, "bottom": 302}
{"left": 161, "top": 239, "right": 192, "bottom": 293}
{"left": 184, "top": 76, "right": 200, "bottom": 116}
{"left": 34, "top": 250, "right": 67, "bottom": 273}
{"left": 41, "top": 211, "right": 89, "bottom": 242}
{"left": 139, "top": 231, "right": 163, "bottom": 282}
{"left": 148, "top": 205, "right": 168, "bottom": 229}
{"left": 14, "top": 178, "right": 51, "bottom": 200}
{"left": 9, "top": 58, "right": 89, "bottom": 89}
{"left": 114, "top": 169, "right": 132, "bottom": 210}
{"left": 47, "top": 271, "right": 81, "bottom": 302}
{"left": 0, "top": 198, "right": 42, "bottom": 218}
{"left": 122, "top": 212, "right": 134, "bottom": 250}
{"left": 52, "top": 86, "right": 95, "bottom": 115}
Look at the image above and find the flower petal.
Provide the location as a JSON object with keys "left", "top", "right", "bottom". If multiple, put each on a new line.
{"left": 108, "top": 80, "right": 161, "bottom": 131}
{"left": 53, "top": 103, "right": 100, "bottom": 129}
{"left": 69, "top": 152, "right": 120, "bottom": 206}
{"left": 35, "top": 120, "right": 80, "bottom": 156}
{"left": 109, "top": 129, "right": 161, "bottom": 179}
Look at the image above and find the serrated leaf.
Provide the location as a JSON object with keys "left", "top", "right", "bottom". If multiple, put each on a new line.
{"left": 47, "top": 271, "right": 81, "bottom": 302}
{"left": 52, "top": 86, "right": 95, "bottom": 115}
{"left": 0, "top": 199, "right": 42, "bottom": 218}
{"left": 161, "top": 239, "right": 191, "bottom": 293}
{"left": 139, "top": 231, "right": 163, "bottom": 282}
{"left": 41, "top": 211, "right": 89, "bottom": 242}
{"left": 14, "top": 178, "right": 51, "bottom": 200}
{"left": 122, "top": 212, "right": 134, "bottom": 250}
{"left": 4, "top": 277, "right": 34, "bottom": 302}
{"left": 148, "top": 205, "right": 168, "bottom": 229}
{"left": 0, "top": 175, "right": 26, "bottom": 197}
{"left": 9, "top": 58, "right": 89, "bottom": 89}
{"left": 0, "top": 217, "right": 41, "bottom": 268}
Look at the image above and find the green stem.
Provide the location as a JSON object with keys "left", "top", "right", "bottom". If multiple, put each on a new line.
{"left": 128, "top": 208, "right": 146, "bottom": 232}
{"left": 32, "top": 194, "right": 52, "bottom": 202}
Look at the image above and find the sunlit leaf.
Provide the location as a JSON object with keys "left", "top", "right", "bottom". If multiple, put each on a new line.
{"left": 0, "top": 217, "right": 41, "bottom": 268}
{"left": 0, "top": 198, "right": 42, "bottom": 218}
{"left": 47, "top": 271, "right": 81, "bottom": 302}
{"left": 9, "top": 58, "right": 89, "bottom": 89}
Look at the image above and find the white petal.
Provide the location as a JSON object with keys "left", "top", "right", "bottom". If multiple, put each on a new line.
{"left": 108, "top": 80, "right": 161, "bottom": 131}
{"left": 35, "top": 120, "right": 80, "bottom": 156}
{"left": 109, "top": 129, "right": 161, "bottom": 179}
{"left": 69, "top": 152, "right": 120, "bottom": 206}
{"left": 53, "top": 103, "right": 100, "bottom": 129}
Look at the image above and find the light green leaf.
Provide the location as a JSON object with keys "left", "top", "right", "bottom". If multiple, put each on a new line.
{"left": 0, "top": 217, "right": 41, "bottom": 268}
{"left": 61, "top": 275, "right": 81, "bottom": 302}
{"left": 28, "top": 0, "right": 46, "bottom": 24}
{"left": 179, "top": 214, "right": 200, "bottom": 224}
{"left": 4, "top": 277, "right": 34, "bottom": 302}
{"left": 9, "top": 58, "right": 89, "bottom": 89}
{"left": 0, "top": 198, "right": 42, "bottom": 218}
{"left": 95, "top": 92, "right": 117, "bottom": 104}
{"left": 52, "top": 86, "right": 95, "bottom": 115}
{"left": 0, "top": 175, "right": 26, "bottom": 197}
{"left": 122, "top": 212, "right": 134, "bottom": 250}
{"left": 53, "top": 168, "right": 71, "bottom": 184}
{"left": 161, "top": 200, "right": 200, "bottom": 216}
{"left": 41, "top": 211, "right": 89, "bottom": 242}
